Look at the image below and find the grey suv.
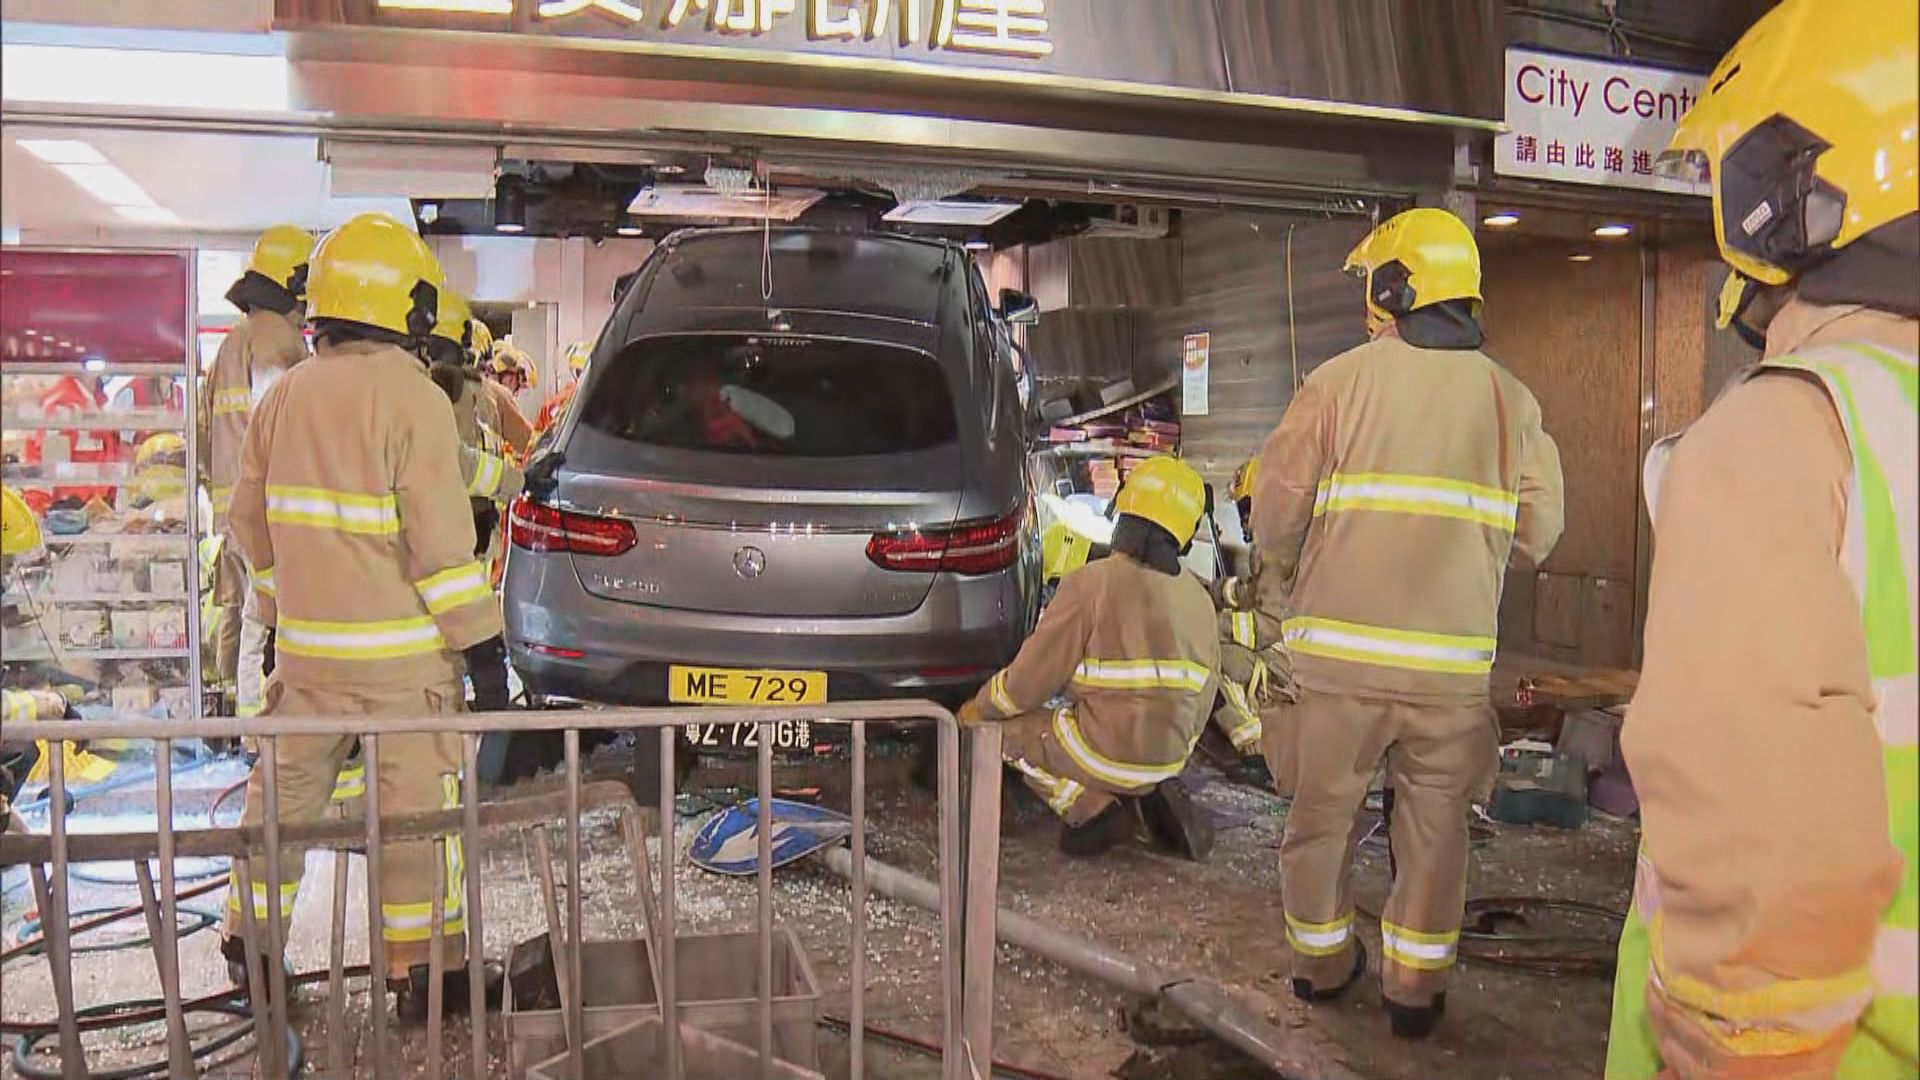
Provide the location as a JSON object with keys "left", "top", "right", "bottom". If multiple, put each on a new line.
{"left": 503, "top": 228, "right": 1038, "bottom": 745}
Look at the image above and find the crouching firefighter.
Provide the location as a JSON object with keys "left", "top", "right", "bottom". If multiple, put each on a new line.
{"left": 958, "top": 456, "right": 1221, "bottom": 860}
{"left": 220, "top": 212, "right": 512, "bottom": 1021}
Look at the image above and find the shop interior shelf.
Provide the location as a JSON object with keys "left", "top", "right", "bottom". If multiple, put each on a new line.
{"left": 32, "top": 532, "right": 193, "bottom": 551}
{"left": 1, "top": 463, "right": 139, "bottom": 484}
{"left": 1, "top": 361, "right": 190, "bottom": 377}
{"left": 1032, "top": 443, "right": 1162, "bottom": 460}
{"left": 1, "top": 410, "right": 188, "bottom": 432}
{"left": 1051, "top": 375, "right": 1181, "bottom": 429}
{"left": 4, "top": 590, "right": 191, "bottom": 606}
{"left": 2, "top": 646, "right": 192, "bottom": 662}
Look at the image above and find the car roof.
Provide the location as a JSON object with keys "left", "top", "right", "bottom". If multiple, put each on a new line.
{"left": 632, "top": 228, "right": 959, "bottom": 329}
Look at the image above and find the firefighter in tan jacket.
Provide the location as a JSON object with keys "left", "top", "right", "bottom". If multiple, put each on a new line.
{"left": 1254, "top": 208, "right": 1564, "bottom": 1038}
{"left": 960, "top": 456, "right": 1221, "bottom": 860}
{"left": 1210, "top": 457, "right": 1295, "bottom": 758}
{"left": 202, "top": 226, "right": 313, "bottom": 716}
{"left": 1608, "top": 2, "right": 1918, "bottom": 1075}
{"left": 221, "top": 213, "right": 512, "bottom": 1020}
{"left": 420, "top": 290, "right": 524, "bottom": 512}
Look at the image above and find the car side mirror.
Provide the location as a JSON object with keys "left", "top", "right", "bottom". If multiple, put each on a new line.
{"left": 998, "top": 288, "right": 1040, "bottom": 326}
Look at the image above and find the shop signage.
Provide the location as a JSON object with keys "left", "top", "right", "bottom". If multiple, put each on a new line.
{"left": 1180, "top": 331, "right": 1209, "bottom": 417}
{"left": 1495, "top": 47, "right": 1709, "bottom": 197}
{"left": 365, "top": 0, "right": 1054, "bottom": 56}
{"left": 276, "top": 1, "right": 1504, "bottom": 125}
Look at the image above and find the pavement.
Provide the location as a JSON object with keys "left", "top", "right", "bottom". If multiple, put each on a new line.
{"left": 1, "top": 736, "right": 1636, "bottom": 1078}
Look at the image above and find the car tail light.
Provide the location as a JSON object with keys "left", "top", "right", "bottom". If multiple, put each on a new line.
{"left": 867, "top": 508, "right": 1022, "bottom": 576}
{"left": 508, "top": 496, "right": 637, "bottom": 557}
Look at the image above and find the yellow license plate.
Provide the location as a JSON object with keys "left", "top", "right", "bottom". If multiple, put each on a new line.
{"left": 668, "top": 665, "right": 827, "bottom": 706}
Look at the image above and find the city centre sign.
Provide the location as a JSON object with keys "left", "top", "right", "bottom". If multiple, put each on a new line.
{"left": 1495, "top": 46, "right": 1710, "bottom": 196}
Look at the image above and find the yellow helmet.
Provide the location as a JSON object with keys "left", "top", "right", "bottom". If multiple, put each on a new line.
{"left": 1112, "top": 455, "right": 1207, "bottom": 547}
{"left": 1662, "top": 0, "right": 1918, "bottom": 289}
{"left": 246, "top": 225, "right": 317, "bottom": 299}
{"left": 467, "top": 317, "right": 494, "bottom": 364}
{"left": 306, "top": 213, "right": 446, "bottom": 339}
{"left": 429, "top": 289, "right": 474, "bottom": 351}
{"left": 563, "top": 341, "right": 592, "bottom": 375}
{"left": 132, "top": 433, "right": 188, "bottom": 503}
{"left": 1343, "top": 208, "right": 1482, "bottom": 334}
{"left": 2, "top": 486, "right": 42, "bottom": 557}
{"left": 1230, "top": 456, "right": 1260, "bottom": 503}
{"left": 488, "top": 343, "right": 537, "bottom": 388}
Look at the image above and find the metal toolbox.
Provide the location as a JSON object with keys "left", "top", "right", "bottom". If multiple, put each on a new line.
{"left": 505, "top": 929, "right": 822, "bottom": 1076}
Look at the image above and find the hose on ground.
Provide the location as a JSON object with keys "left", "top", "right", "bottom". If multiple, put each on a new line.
{"left": 11, "top": 998, "right": 302, "bottom": 1080}
{"left": 4, "top": 905, "right": 218, "bottom": 960}
{"left": 0, "top": 874, "right": 231, "bottom": 968}
{"left": 1, "top": 961, "right": 373, "bottom": 1038}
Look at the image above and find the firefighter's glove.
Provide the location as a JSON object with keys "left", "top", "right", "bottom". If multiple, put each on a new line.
{"left": 464, "top": 635, "right": 512, "bottom": 714}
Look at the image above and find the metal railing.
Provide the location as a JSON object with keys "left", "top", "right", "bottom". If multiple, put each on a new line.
{"left": 0, "top": 701, "right": 1004, "bottom": 1080}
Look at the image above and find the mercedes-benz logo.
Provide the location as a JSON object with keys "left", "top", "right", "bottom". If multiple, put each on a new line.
{"left": 733, "top": 546, "right": 767, "bottom": 580}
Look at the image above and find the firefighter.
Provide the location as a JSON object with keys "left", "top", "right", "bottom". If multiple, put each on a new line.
{"left": 1253, "top": 207, "right": 1563, "bottom": 1037}
{"left": 420, "top": 290, "right": 524, "bottom": 559}
{"left": 221, "top": 212, "right": 511, "bottom": 1019}
{"left": 1608, "top": 1, "right": 1918, "bottom": 1075}
{"left": 1209, "top": 456, "right": 1294, "bottom": 760}
{"left": 533, "top": 341, "right": 591, "bottom": 437}
{"left": 479, "top": 343, "right": 535, "bottom": 455}
{"left": 2, "top": 486, "right": 55, "bottom": 831}
{"left": 958, "top": 456, "right": 1221, "bottom": 860}
{"left": 203, "top": 225, "right": 314, "bottom": 718}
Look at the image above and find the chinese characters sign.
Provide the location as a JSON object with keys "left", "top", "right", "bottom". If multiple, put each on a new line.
{"left": 1180, "top": 331, "right": 1209, "bottom": 417}
{"left": 372, "top": 0, "right": 1053, "bottom": 57}
{"left": 1495, "top": 47, "right": 1709, "bottom": 197}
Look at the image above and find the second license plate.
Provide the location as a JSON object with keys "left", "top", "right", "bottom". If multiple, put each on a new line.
{"left": 682, "top": 720, "right": 816, "bottom": 751}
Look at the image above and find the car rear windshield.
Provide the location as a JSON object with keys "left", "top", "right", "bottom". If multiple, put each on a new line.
{"left": 578, "top": 334, "right": 958, "bottom": 457}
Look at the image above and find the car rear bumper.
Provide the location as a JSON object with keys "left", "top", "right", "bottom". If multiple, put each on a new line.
{"left": 504, "top": 551, "right": 1030, "bottom": 710}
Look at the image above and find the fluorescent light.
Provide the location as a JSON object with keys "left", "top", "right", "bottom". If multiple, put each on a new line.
{"left": 964, "top": 240, "right": 992, "bottom": 251}
{"left": 1482, "top": 212, "right": 1521, "bottom": 227}
{"left": 627, "top": 185, "right": 825, "bottom": 222}
{"left": 2, "top": 44, "right": 290, "bottom": 114}
{"left": 16, "top": 139, "right": 105, "bottom": 165}
{"left": 59, "top": 162, "right": 154, "bottom": 207}
{"left": 494, "top": 222, "right": 526, "bottom": 234}
{"left": 83, "top": 358, "right": 106, "bottom": 372}
{"left": 114, "top": 205, "right": 180, "bottom": 225}
{"left": 23, "top": 329, "right": 37, "bottom": 338}
{"left": 616, "top": 225, "right": 644, "bottom": 237}
{"left": 1593, "top": 223, "right": 1632, "bottom": 238}
{"left": 1568, "top": 253, "right": 1595, "bottom": 263}
{"left": 883, "top": 200, "right": 1021, "bottom": 227}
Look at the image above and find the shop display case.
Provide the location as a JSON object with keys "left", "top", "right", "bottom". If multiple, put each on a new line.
{"left": 1, "top": 248, "right": 203, "bottom": 721}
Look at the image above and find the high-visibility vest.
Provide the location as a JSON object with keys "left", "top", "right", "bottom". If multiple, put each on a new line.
{"left": 1609, "top": 343, "right": 1918, "bottom": 1077}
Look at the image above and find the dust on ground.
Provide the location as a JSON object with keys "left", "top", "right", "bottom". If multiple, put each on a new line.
{"left": 1, "top": 735, "right": 1635, "bottom": 1079}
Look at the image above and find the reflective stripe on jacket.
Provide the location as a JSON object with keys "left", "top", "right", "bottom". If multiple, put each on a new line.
{"left": 1252, "top": 335, "right": 1563, "bottom": 704}
{"left": 229, "top": 339, "right": 502, "bottom": 691}
{"left": 1612, "top": 336, "right": 1918, "bottom": 1078}
{"left": 970, "top": 555, "right": 1219, "bottom": 793}
{"left": 202, "top": 310, "right": 305, "bottom": 531}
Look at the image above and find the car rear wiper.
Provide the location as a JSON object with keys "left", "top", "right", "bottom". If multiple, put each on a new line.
{"left": 523, "top": 449, "right": 565, "bottom": 500}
